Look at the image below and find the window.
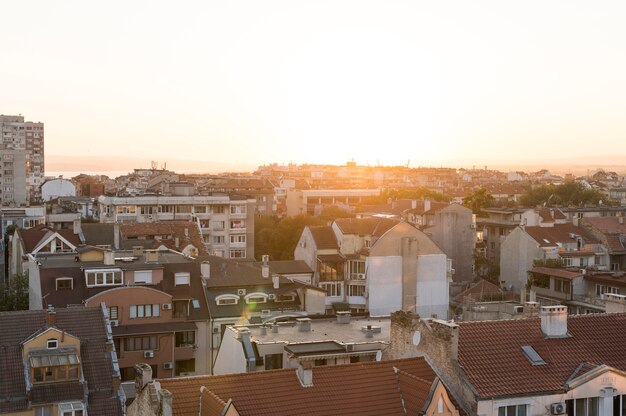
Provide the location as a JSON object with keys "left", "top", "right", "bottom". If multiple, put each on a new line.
{"left": 229, "top": 249, "right": 246, "bottom": 258}
{"left": 554, "top": 279, "right": 571, "bottom": 294}
{"left": 230, "top": 220, "right": 245, "bottom": 229}
{"left": 212, "top": 220, "right": 225, "bottom": 230}
{"left": 116, "top": 205, "right": 136, "bottom": 215}
{"left": 245, "top": 293, "right": 268, "bottom": 304}
{"left": 320, "top": 282, "right": 343, "bottom": 297}
{"left": 216, "top": 295, "right": 239, "bottom": 305}
{"left": 85, "top": 269, "right": 123, "bottom": 287}
{"left": 58, "top": 402, "right": 84, "bottom": 416}
{"left": 107, "top": 306, "right": 118, "bottom": 320}
{"left": 276, "top": 294, "right": 295, "bottom": 302}
{"left": 364, "top": 240, "right": 371, "bottom": 248}
{"left": 139, "top": 206, "right": 156, "bottom": 215}
{"left": 130, "top": 304, "right": 160, "bottom": 319}
{"left": 134, "top": 270, "right": 153, "bottom": 284}
{"left": 596, "top": 284, "right": 620, "bottom": 296}
{"left": 348, "top": 260, "right": 366, "bottom": 279}
{"left": 175, "top": 358, "right": 195, "bottom": 376}
{"left": 31, "top": 352, "right": 80, "bottom": 384}
{"left": 348, "top": 283, "right": 366, "bottom": 297}
{"left": 56, "top": 278, "right": 73, "bottom": 291}
{"left": 563, "top": 257, "right": 574, "bottom": 267}
{"left": 497, "top": 404, "right": 527, "bottom": 416}
{"left": 47, "top": 339, "right": 58, "bottom": 349}
{"left": 230, "top": 205, "right": 247, "bottom": 215}
{"left": 264, "top": 353, "right": 282, "bottom": 370}
{"left": 194, "top": 206, "right": 207, "bottom": 213}
{"left": 213, "top": 205, "right": 225, "bottom": 214}
{"left": 175, "top": 331, "right": 195, "bottom": 347}
{"left": 212, "top": 235, "right": 225, "bottom": 244}
{"left": 34, "top": 406, "right": 52, "bottom": 416}
{"left": 124, "top": 335, "right": 158, "bottom": 351}
{"left": 173, "top": 300, "right": 188, "bottom": 318}
{"left": 230, "top": 235, "right": 246, "bottom": 244}
{"left": 175, "top": 272, "right": 190, "bottom": 286}
{"left": 566, "top": 397, "right": 599, "bottom": 416}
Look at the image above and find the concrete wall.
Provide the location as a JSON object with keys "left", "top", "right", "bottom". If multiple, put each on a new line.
{"left": 213, "top": 326, "right": 247, "bottom": 375}
{"left": 416, "top": 254, "right": 449, "bottom": 319}
{"left": 41, "top": 178, "right": 77, "bottom": 201}
{"left": 500, "top": 227, "right": 543, "bottom": 291}
{"left": 367, "top": 255, "right": 403, "bottom": 316}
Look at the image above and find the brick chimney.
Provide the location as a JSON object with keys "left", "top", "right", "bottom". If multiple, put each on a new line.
{"left": 134, "top": 363, "right": 153, "bottom": 395}
{"left": 604, "top": 293, "right": 626, "bottom": 314}
{"left": 523, "top": 301, "right": 540, "bottom": 318}
{"left": 540, "top": 305, "right": 568, "bottom": 338}
{"left": 47, "top": 307, "right": 56, "bottom": 327}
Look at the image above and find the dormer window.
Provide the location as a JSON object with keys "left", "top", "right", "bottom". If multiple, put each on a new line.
{"left": 244, "top": 292, "right": 268, "bottom": 304}
{"left": 175, "top": 272, "right": 190, "bottom": 286}
{"left": 216, "top": 294, "right": 239, "bottom": 305}
{"left": 55, "top": 278, "right": 73, "bottom": 291}
{"left": 85, "top": 269, "right": 123, "bottom": 287}
{"left": 30, "top": 347, "right": 80, "bottom": 384}
{"left": 47, "top": 339, "right": 58, "bottom": 349}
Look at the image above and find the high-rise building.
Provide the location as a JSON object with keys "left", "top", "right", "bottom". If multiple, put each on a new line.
{"left": 0, "top": 114, "right": 45, "bottom": 205}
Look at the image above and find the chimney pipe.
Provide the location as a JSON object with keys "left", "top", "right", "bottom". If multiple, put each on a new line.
{"left": 262, "top": 254, "right": 270, "bottom": 278}
{"left": 336, "top": 311, "right": 351, "bottom": 324}
{"left": 297, "top": 318, "right": 311, "bottom": 332}
{"left": 134, "top": 363, "right": 153, "bottom": 396}
{"left": 201, "top": 261, "right": 210, "bottom": 280}
{"left": 272, "top": 274, "right": 280, "bottom": 289}
{"left": 104, "top": 250, "right": 115, "bottom": 266}
{"left": 604, "top": 293, "right": 626, "bottom": 314}
{"left": 540, "top": 305, "right": 568, "bottom": 338}
{"left": 272, "top": 323, "right": 279, "bottom": 333}
{"left": 113, "top": 222, "right": 120, "bottom": 250}
{"left": 47, "top": 307, "right": 56, "bottom": 327}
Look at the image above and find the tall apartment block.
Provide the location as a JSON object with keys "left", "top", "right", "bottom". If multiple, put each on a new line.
{"left": 0, "top": 115, "right": 45, "bottom": 205}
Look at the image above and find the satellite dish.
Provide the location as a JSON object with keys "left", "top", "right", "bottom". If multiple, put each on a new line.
{"left": 412, "top": 331, "right": 421, "bottom": 346}
{"left": 375, "top": 350, "right": 382, "bottom": 361}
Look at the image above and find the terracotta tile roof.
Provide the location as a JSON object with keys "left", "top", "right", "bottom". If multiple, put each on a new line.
{"left": 395, "top": 369, "right": 434, "bottom": 415}
{"left": 0, "top": 307, "right": 122, "bottom": 415}
{"left": 160, "top": 357, "right": 441, "bottom": 416}
{"left": 453, "top": 279, "right": 504, "bottom": 303}
{"left": 120, "top": 221, "right": 208, "bottom": 256}
{"left": 309, "top": 226, "right": 339, "bottom": 250}
{"left": 405, "top": 201, "right": 449, "bottom": 215}
{"left": 200, "top": 388, "right": 228, "bottom": 416}
{"left": 605, "top": 234, "right": 626, "bottom": 252}
{"left": 334, "top": 217, "right": 399, "bottom": 237}
{"left": 524, "top": 224, "right": 598, "bottom": 247}
{"left": 529, "top": 267, "right": 582, "bottom": 280}
{"left": 17, "top": 225, "right": 82, "bottom": 253}
{"left": 536, "top": 208, "right": 567, "bottom": 222}
{"left": 457, "top": 313, "right": 626, "bottom": 399}
{"left": 583, "top": 217, "right": 626, "bottom": 234}
{"left": 253, "top": 260, "right": 313, "bottom": 275}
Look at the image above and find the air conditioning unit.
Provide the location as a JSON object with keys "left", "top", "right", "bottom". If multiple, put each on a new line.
{"left": 262, "top": 255, "right": 269, "bottom": 262}
{"left": 261, "top": 309, "right": 271, "bottom": 317}
{"left": 144, "top": 350, "right": 155, "bottom": 358}
{"left": 237, "top": 288, "right": 247, "bottom": 296}
{"left": 110, "top": 319, "right": 119, "bottom": 327}
{"left": 162, "top": 303, "right": 172, "bottom": 310}
{"left": 551, "top": 403, "right": 565, "bottom": 415}
{"left": 513, "top": 306, "right": 524, "bottom": 314}
{"left": 163, "top": 362, "right": 173, "bottom": 370}
{"left": 345, "top": 343, "right": 355, "bottom": 352}
{"left": 268, "top": 294, "right": 276, "bottom": 300}
{"left": 213, "top": 327, "right": 220, "bottom": 333}
{"left": 356, "top": 273, "right": 366, "bottom": 280}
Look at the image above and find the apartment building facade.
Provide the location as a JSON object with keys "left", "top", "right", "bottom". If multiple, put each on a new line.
{"left": 98, "top": 194, "right": 255, "bottom": 260}
{"left": 0, "top": 115, "right": 44, "bottom": 205}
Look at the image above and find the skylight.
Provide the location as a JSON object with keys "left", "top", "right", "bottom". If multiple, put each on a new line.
{"left": 543, "top": 239, "right": 551, "bottom": 244}
{"left": 521, "top": 345, "right": 546, "bottom": 366}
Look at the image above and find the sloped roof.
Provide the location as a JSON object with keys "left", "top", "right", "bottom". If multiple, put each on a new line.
{"left": 309, "top": 226, "right": 339, "bottom": 250}
{"left": 457, "top": 313, "right": 626, "bottom": 399}
{"left": 334, "top": 217, "right": 399, "bottom": 237}
{"left": 251, "top": 260, "right": 313, "bottom": 275}
{"left": 453, "top": 279, "right": 504, "bottom": 304}
{"left": 160, "top": 357, "right": 443, "bottom": 416}
{"left": 536, "top": 208, "right": 567, "bottom": 222}
{"left": 120, "top": 221, "right": 208, "bottom": 255}
{"left": 524, "top": 223, "right": 598, "bottom": 247}
{"left": 0, "top": 307, "right": 123, "bottom": 415}
{"left": 395, "top": 369, "right": 436, "bottom": 415}
{"left": 529, "top": 267, "right": 583, "bottom": 280}
{"left": 17, "top": 225, "right": 82, "bottom": 253}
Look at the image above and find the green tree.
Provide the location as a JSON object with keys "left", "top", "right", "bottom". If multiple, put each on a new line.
{"left": 462, "top": 188, "right": 495, "bottom": 216}
{"left": 254, "top": 214, "right": 325, "bottom": 261}
{"left": 318, "top": 205, "right": 355, "bottom": 222}
{"left": 519, "top": 182, "right": 607, "bottom": 207}
{"left": 0, "top": 272, "right": 29, "bottom": 311}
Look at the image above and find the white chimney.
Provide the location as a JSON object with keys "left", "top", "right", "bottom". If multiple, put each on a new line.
{"left": 424, "top": 199, "right": 431, "bottom": 212}
{"left": 73, "top": 219, "right": 82, "bottom": 235}
{"left": 113, "top": 222, "right": 120, "bottom": 250}
{"left": 272, "top": 274, "right": 280, "bottom": 289}
{"left": 262, "top": 255, "right": 269, "bottom": 278}
{"left": 411, "top": 200, "right": 417, "bottom": 209}
{"left": 104, "top": 250, "right": 115, "bottom": 266}
{"left": 336, "top": 311, "right": 351, "bottom": 324}
{"left": 297, "top": 317, "right": 311, "bottom": 332}
{"left": 296, "top": 360, "right": 313, "bottom": 387}
{"left": 132, "top": 246, "right": 144, "bottom": 256}
{"left": 201, "top": 261, "right": 210, "bottom": 280}
{"left": 540, "top": 305, "right": 568, "bottom": 338}
{"left": 619, "top": 216, "right": 624, "bottom": 225}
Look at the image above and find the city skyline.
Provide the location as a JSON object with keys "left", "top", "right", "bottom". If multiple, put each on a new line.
{"left": 2, "top": 1, "right": 626, "bottom": 170}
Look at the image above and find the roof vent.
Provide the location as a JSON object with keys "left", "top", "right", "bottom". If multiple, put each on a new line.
{"left": 336, "top": 311, "right": 351, "bottom": 324}
{"left": 297, "top": 318, "right": 311, "bottom": 332}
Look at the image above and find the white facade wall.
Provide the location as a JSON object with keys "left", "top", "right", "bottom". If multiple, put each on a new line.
{"left": 367, "top": 256, "right": 403, "bottom": 316}
{"left": 416, "top": 254, "right": 449, "bottom": 319}
{"left": 476, "top": 369, "right": 626, "bottom": 416}
{"left": 213, "top": 327, "right": 248, "bottom": 375}
{"left": 41, "top": 178, "right": 76, "bottom": 201}
{"left": 500, "top": 227, "right": 544, "bottom": 291}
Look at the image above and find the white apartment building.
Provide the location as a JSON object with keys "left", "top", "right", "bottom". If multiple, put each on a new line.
{"left": 98, "top": 194, "right": 256, "bottom": 260}
{"left": 0, "top": 115, "right": 45, "bottom": 205}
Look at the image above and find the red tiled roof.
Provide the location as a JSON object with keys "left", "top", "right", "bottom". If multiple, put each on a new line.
{"left": 453, "top": 279, "right": 504, "bottom": 303}
{"left": 18, "top": 225, "right": 82, "bottom": 253}
{"left": 524, "top": 224, "right": 598, "bottom": 247}
{"left": 458, "top": 313, "right": 626, "bottom": 399}
{"left": 529, "top": 267, "right": 582, "bottom": 280}
{"left": 334, "top": 217, "right": 399, "bottom": 237}
{"left": 120, "top": 221, "right": 208, "bottom": 256}
{"left": 583, "top": 217, "right": 626, "bottom": 234}
{"left": 309, "top": 226, "right": 339, "bottom": 250}
{"left": 395, "top": 369, "right": 434, "bottom": 415}
{"left": 160, "top": 357, "right": 440, "bottom": 416}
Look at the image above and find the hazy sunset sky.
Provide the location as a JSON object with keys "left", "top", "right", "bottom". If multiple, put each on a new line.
{"left": 2, "top": 1, "right": 626, "bottom": 170}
